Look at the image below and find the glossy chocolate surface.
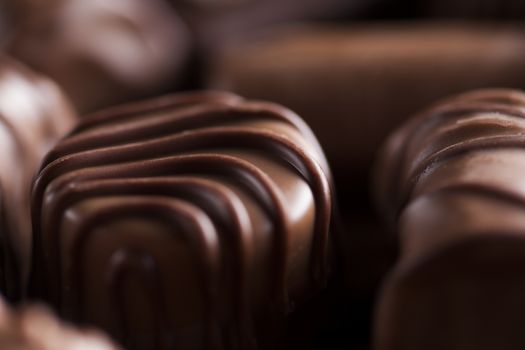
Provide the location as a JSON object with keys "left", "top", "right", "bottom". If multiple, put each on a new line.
{"left": 0, "top": 55, "right": 75, "bottom": 300}
{"left": 7, "top": 0, "right": 190, "bottom": 113}
{"left": 31, "top": 91, "right": 334, "bottom": 349}
{"left": 374, "top": 89, "right": 525, "bottom": 350}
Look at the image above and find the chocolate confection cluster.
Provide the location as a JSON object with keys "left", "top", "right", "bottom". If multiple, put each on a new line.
{"left": 0, "top": 0, "right": 525, "bottom": 349}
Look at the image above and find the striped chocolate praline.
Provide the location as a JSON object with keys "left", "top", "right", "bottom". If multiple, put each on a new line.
{"left": 374, "top": 89, "right": 525, "bottom": 350}
{"left": 31, "top": 91, "right": 334, "bottom": 349}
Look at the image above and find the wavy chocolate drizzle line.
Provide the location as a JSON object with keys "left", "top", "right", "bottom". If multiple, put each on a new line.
{"left": 388, "top": 99, "right": 525, "bottom": 219}
{"left": 404, "top": 103, "right": 525, "bottom": 169}
{"left": 404, "top": 138, "right": 525, "bottom": 215}
{"left": 46, "top": 100, "right": 329, "bottom": 178}
{"left": 70, "top": 199, "right": 221, "bottom": 349}
{"left": 33, "top": 128, "right": 331, "bottom": 294}
{"left": 47, "top": 176, "right": 253, "bottom": 345}
{"left": 407, "top": 116, "right": 524, "bottom": 177}
{"left": 73, "top": 91, "right": 242, "bottom": 133}
{"left": 407, "top": 136, "right": 525, "bottom": 194}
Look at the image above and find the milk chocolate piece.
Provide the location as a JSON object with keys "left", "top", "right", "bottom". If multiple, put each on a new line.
{"left": 373, "top": 89, "right": 525, "bottom": 350}
{"left": 0, "top": 55, "right": 75, "bottom": 300}
{"left": 31, "top": 91, "right": 333, "bottom": 349}
{"left": 209, "top": 23, "right": 525, "bottom": 204}
{"left": 0, "top": 294, "right": 119, "bottom": 349}
{"left": 7, "top": 0, "right": 190, "bottom": 113}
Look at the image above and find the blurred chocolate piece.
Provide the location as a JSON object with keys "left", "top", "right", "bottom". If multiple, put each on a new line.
{"left": 0, "top": 0, "right": 62, "bottom": 44}
{"left": 373, "top": 89, "right": 525, "bottom": 350}
{"left": 209, "top": 23, "right": 525, "bottom": 205}
{"left": 31, "top": 91, "right": 334, "bottom": 349}
{"left": 168, "top": 0, "right": 380, "bottom": 53}
{"left": 7, "top": 0, "right": 190, "bottom": 113}
{"left": 0, "top": 55, "right": 75, "bottom": 300}
{"left": 0, "top": 294, "right": 118, "bottom": 349}
{"left": 1, "top": 0, "right": 62, "bottom": 21}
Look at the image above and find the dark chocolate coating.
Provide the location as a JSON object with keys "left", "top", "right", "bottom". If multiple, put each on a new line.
{"left": 31, "top": 91, "right": 334, "bottom": 349}
{"left": 373, "top": 89, "right": 525, "bottom": 350}
{"left": 209, "top": 23, "right": 525, "bottom": 205}
{"left": 7, "top": 0, "right": 190, "bottom": 114}
{"left": 0, "top": 55, "right": 75, "bottom": 300}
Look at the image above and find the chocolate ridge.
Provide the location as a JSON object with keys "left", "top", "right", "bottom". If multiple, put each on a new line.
{"left": 41, "top": 156, "right": 284, "bottom": 347}
{"left": 50, "top": 177, "right": 253, "bottom": 345}
{"left": 40, "top": 154, "right": 287, "bottom": 315}
{"left": 44, "top": 101, "right": 327, "bottom": 170}
{"left": 73, "top": 91, "right": 242, "bottom": 133}
{"left": 376, "top": 95, "right": 525, "bottom": 223}
{"left": 71, "top": 197, "right": 221, "bottom": 349}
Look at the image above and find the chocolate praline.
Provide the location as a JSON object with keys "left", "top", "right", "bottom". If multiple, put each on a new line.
{"left": 31, "top": 90, "right": 334, "bottom": 349}
{"left": 7, "top": 0, "right": 191, "bottom": 113}
{"left": 374, "top": 89, "right": 525, "bottom": 350}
